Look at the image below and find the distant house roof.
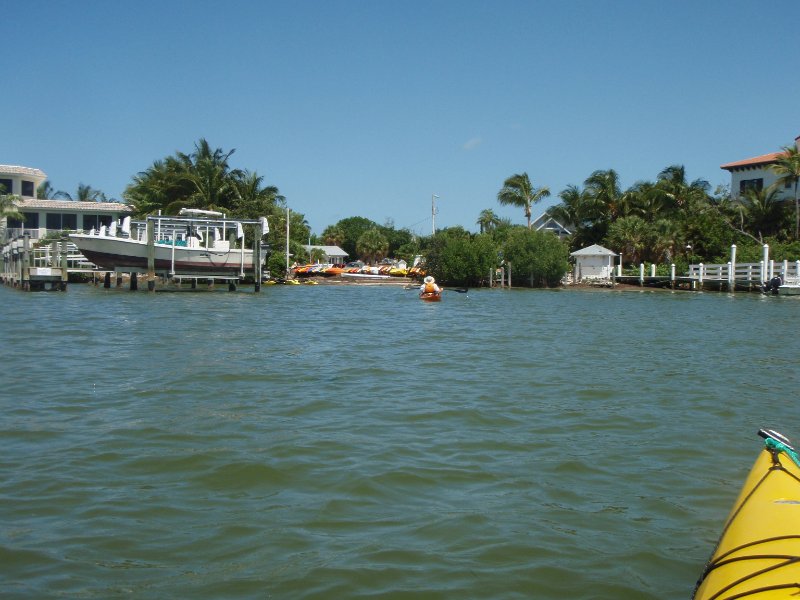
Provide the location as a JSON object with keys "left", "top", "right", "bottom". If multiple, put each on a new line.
{"left": 0, "top": 165, "right": 47, "bottom": 178}
{"left": 570, "top": 244, "right": 617, "bottom": 257}
{"left": 721, "top": 135, "right": 800, "bottom": 171}
{"left": 14, "top": 198, "right": 132, "bottom": 212}
{"left": 303, "top": 244, "right": 348, "bottom": 258}
{"left": 720, "top": 152, "right": 786, "bottom": 171}
{"left": 532, "top": 213, "right": 572, "bottom": 235}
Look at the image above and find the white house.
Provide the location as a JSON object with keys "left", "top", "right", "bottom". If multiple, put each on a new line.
{"left": 302, "top": 244, "right": 348, "bottom": 264}
{"left": 720, "top": 135, "right": 799, "bottom": 199}
{"left": 1, "top": 164, "right": 132, "bottom": 243}
{"left": 570, "top": 244, "right": 617, "bottom": 282}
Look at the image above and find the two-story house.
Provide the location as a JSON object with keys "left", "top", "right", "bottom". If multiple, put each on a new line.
{"left": 720, "top": 135, "right": 800, "bottom": 199}
{"left": 1, "top": 164, "right": 132, "bottom": 242}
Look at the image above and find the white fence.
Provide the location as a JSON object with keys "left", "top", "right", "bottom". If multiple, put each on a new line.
{"left": 688, "top": 260, "right": 800, "bottom": 285}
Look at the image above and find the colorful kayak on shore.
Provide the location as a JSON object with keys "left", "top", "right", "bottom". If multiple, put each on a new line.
{"left": 692, "top": 429, "right": 800, "bottom": 599}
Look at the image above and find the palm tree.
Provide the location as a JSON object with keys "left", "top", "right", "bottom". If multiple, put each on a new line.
{"left": 57, "top": 183, "right": 107, "bottom": 202}
{"left": 178, "top": 140, "right": 241, "bottom": 213}
{"left": 0, "top": 191, "right": 23, "bottom": 221}
{"left": 232, "top": 170, "right": 284, "bottom": 219}
{"left": 656, "top": 165, "right": 710, "bottom": 214}
{"left": 735, "top": 187, "right": 787, "bottom": 242}
{"left": 322, "top": 224, "right": 345, "bottom": 247}
{"left": 770, "top": 144, "right": 800, "bottom": 238}
{"left": 356, "top": 227, "right": 389, "bottom": 263}
{"left": 584, "top": 169, "right": 624, "bottom": 220}
{"left": 36, "top": 180, "right": 67, "bottom": 200}
{"left": 605, "top": 215, "right": 651, "bottom": 265}
{"left": 476, "top": 208, "right": 500, "bottom": 233}
{"left": 497, "top": 172, "right": 550, "bottom": 229}
{"left": 0, "top": 189, "right": 24, "bottom": 241}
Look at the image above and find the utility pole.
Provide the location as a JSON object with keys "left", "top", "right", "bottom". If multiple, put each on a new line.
{"left": 431, "top": 194, "right": 439, "bottom": 235}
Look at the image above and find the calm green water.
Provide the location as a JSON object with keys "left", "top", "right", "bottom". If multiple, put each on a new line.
{"left": 2, "top": 283, "right": 799, "bottom": 599}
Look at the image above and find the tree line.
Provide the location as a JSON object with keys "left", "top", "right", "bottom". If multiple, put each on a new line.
{"left": 12, "top": 137, "right": 798, "bottom": 285}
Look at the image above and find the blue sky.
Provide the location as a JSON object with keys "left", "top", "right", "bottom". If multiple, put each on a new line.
{"left": 4, "top": 0, "right": 798, "bottom": 235}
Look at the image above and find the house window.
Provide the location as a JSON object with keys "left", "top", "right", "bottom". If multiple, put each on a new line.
{"left": 83, "top": 214, "right": 113, "bottom": 230}
{"left": 21, "top": 180, "right": 34, "bottom": 197}
{"left": 7, "top": 212, "right": 39, "bottom": 228}
{"left": 739, "top": 178, "right": 763, "bottom": 193}
{"left": 46, "top": 213, "right": 62, "bottom": 229}
{"left": 62, "top": 213, "right": 77, "bottom": 230}
{"left": 0, "top": 178, "right": 12, "bottom": 194}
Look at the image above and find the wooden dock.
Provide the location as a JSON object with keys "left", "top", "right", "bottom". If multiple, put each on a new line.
{"left": 1, "top": 234, "right": 74, "bottom": 291}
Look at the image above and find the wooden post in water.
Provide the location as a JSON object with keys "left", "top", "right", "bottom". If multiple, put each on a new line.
{"left": 507, "top": 262, "right": 511, "bottom": 288}
{"left": 146, "top": 219, "right": 155, "bottom": 292}
{"left": 60, "top": 239, "right": 68, "bottom": 291}
{"left": 698, "top": 263, "right": 704, "bottom": 290}
{"left": 730, "top": 244, "right": 737, "bottom": 292}
{"left": 650, "top": 263, "right": 656, "bottom": 278}
{"left": 22, "top": 234, "right": 31, "bottom": 291}
{"left": 670, "top": 264, "right": 675, "bottom": 289}
{"left": 254, "top": 231, "right": 261, "bottom": 292}
{"left": 727, "top": 262, "right": 732, "bottom": 292}
{"left": 639, "top": 263, "right": 644, "bottom": 286}
{"left": 130, "top": 272, "right": 138, "bottom": 291}
{"left": 104, "top": 272, "right": 112, "bottom": 288}
{"left": 762, "top": 244, "right": 769, "bottom": 284}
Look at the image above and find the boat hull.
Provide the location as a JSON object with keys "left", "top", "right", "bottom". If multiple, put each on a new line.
{"left": 778, "top": 284, "right": 800, "bottom": 295}
{"left": 419, "top": 292, "right": 441, "bottom": 302}
{"left": 70, "top": 234, "right": 254, "bottom": 274}
{"left": 693, "top": 437, "right": 800, "bottom": 599}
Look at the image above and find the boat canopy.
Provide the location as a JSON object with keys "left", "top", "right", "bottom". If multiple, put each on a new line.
{"left": 179, "top": 208, "right": 225, "bottom": 218}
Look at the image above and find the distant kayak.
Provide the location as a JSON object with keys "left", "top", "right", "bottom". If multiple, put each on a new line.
{"left": 693, "top": 429, "right": 800, "bottom": 599}
{"left": 419, "top": 291, "right": 441, "bottom": 302}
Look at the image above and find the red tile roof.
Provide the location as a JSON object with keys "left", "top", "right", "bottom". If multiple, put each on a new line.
{"left": 720, "top": 151, "right": 786, "bottom": 170}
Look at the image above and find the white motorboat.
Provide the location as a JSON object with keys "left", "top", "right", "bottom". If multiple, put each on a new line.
{"left": 778, "top": 283, "right": 800, "bottom": 295}
{"left": 70, "top": 209, "right": 269, "bottom": 276}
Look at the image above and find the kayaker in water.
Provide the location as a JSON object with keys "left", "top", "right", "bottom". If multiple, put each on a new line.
{"left": 420, "top": 275, "right": 441, "bottom": 295}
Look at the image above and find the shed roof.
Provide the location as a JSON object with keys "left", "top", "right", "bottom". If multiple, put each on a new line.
{"left": 570, "top": 244, "right": 617, "bottom": 257}
{"left": 303, "top": 244, "right": 348, "bottom": 257}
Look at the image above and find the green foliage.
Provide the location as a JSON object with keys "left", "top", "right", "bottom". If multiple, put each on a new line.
{"left": 356, "top": 227, "right": 389, "bottom": 263}
{"left": 424, "top": 229, "right": 498, "bottom": 287}
{"left": 0, "top": 193, "right": 23, "bottom": 220}
{"left": 544, "top": 160, "right": 797, "bottom": 266}
{"left": 266, "top": 252, "right": 288, "bottom": 278}
{"left": 734, "top": 239, "right": 800, "bottom": 263}
{"left": 329, "top": 216, "right": 380, "bottom": 259}
{"left": 501, "top": 228, "right": 569, "bottom": 287}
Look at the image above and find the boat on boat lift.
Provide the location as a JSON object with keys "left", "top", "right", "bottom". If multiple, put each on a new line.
{"left": 69, "top": 209, "right": 269, "bottom": 276}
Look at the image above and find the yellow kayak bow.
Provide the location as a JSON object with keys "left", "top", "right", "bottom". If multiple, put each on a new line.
{"left": 693, "top": 429, "right": 800, "bottom": 599}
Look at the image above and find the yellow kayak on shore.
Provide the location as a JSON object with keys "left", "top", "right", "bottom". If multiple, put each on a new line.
{"left": 693, "top": 429, "right": 800, "bottom": 599}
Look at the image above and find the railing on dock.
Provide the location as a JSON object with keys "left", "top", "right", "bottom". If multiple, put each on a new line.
{"left": 688, "top": 260, "right": 800, "bottom": 286}
{"left": 613, "top": 244, "right": 800, "bottom": 291}
{"left": 1, "top": 235, "right": 77, "bottom": 291}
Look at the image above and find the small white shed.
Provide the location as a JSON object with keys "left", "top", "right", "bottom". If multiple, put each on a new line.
{"left": 570, "top": 244, "right": 617, "bottom": 282}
